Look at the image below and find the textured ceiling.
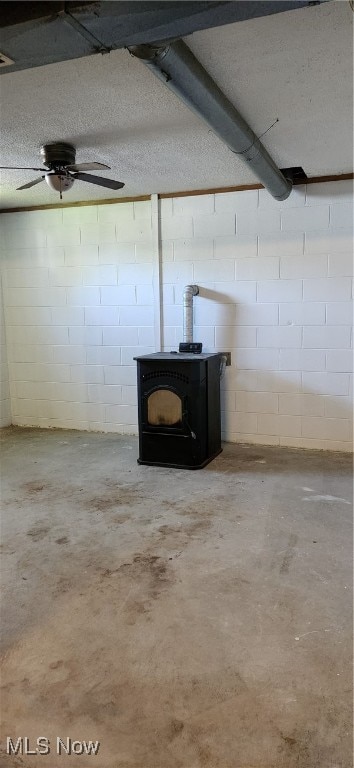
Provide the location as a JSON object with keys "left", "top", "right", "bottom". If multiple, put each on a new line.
{"left": 0, "top": 1, "right": 352, "bottom": 209}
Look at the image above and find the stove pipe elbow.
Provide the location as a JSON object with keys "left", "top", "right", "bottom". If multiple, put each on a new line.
{"left": 183, "top": 285, "right": 199, "bottom": 343}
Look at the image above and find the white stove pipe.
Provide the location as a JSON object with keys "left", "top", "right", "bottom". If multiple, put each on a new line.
{"left": 183, "top": 285, "right": 199, "bottom": 343}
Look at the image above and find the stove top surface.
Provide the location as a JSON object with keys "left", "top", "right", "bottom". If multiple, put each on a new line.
{"left": 134, "top": 352, "right": 221, "bottom": 362}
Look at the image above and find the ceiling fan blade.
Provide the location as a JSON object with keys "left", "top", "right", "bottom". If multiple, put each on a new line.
{"left": 66, "top": 162, "right": 111, "bottom": 172}
{"left": 72, "top": 172, "right": 125, "bottom": 190}
{"left": 0, "top": 166, "right": 44, "bottom": 171}
{"left": 17, "top": 176, "right": 45, "bottom": 190}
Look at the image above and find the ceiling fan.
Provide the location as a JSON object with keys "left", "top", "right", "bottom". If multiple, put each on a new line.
{"left": 0, "top": 142, "right": 125, "bottom": 199}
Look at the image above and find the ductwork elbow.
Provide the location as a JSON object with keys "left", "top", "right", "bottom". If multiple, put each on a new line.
{"left": 183, "top": 284, "right": 199, "bottom": 344}
{"left": 128, "top": 44, "right": 168, "bottom": 61}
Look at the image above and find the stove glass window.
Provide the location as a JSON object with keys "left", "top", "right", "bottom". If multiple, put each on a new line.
{"left": 147, "top": 389, "right": 182, "bottom": 426}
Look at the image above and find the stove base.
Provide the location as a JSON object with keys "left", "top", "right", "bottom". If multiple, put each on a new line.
{"left": 137, "top": 447, "right": 222, "bottom": 470}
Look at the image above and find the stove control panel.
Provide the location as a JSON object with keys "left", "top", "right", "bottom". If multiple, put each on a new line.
{"left": 179, "top": 342, "right": 203, "bottom": 354}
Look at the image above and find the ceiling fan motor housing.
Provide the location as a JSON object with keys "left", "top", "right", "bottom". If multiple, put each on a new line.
{"left": 40, "top": 142, "right": 76, "bottom": 169}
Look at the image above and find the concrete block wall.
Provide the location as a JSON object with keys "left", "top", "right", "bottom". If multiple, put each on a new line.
{"left": 0, "top": 179, "right": 353, "bottom": 450}
{"left": 0, "top": 274, "right": 11, "bottom": 426}
{"left": 160, "top": 180, "right": 353, "bottom": 451}
{"left": 0, "top": 201, "right": 154, "bottom": 433}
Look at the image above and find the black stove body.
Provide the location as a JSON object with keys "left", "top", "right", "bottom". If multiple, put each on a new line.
{"left": 134, "top": 352, "right": 222, "bottom": 469}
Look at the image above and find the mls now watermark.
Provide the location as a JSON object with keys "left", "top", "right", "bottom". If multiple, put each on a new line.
{"left": 7, "top": 737, "right": 100, "bottom": 756}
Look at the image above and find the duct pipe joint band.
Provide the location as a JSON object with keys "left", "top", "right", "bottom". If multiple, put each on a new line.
{"left": 232, "top": 136, "right": 261, "bottom": 162}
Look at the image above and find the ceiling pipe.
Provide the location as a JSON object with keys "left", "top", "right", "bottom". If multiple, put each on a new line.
{"left": 128, "top": 40, "right": 292, "bottom": 201}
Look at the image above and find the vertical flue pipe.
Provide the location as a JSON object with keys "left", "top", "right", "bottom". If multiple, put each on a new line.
{"left": 183, "top": 285, "right": 199, "bottom": 343}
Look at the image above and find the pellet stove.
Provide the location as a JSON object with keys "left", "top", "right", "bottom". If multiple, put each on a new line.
{"left": 135, "top": 351, "right": 222, "bottom": 469}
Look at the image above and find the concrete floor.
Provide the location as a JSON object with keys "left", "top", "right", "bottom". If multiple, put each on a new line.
{"left": 0, "top": 427, "right": 352, "bottom": 768}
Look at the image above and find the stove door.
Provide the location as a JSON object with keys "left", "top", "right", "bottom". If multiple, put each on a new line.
{"left": 143, "top": 386, "right": 187, "bottom": 433}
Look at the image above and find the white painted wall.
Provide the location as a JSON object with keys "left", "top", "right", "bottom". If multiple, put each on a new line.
{"left": 0, "top": 201, "right": 154, "bottom": 434}
{"left": 160, "top": 181, "right": 353, "bottom": 451}
{"left": 0, "top": 274, "right": 11, "bottom": 426}
{"left": 0, "top": 179, "right": 353, "bottom": 450}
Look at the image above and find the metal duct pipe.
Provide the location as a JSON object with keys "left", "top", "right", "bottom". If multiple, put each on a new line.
{"left": 183, "top": 285, "right": 199, "bottom": 343}
{"left": 128, "top": 41, "right": 292, "bottom": 201}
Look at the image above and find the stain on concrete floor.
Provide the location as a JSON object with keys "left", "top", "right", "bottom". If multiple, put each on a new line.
{"left": 0, "top": 427, "right": 352, "bottom": 767}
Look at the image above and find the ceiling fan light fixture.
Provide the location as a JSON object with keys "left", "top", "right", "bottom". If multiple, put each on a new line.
{"left": 3, "top": 142, "right": 125, "bottom": 197}
{"left": 45, "top": 173, "right": 74, "bottom": 193}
